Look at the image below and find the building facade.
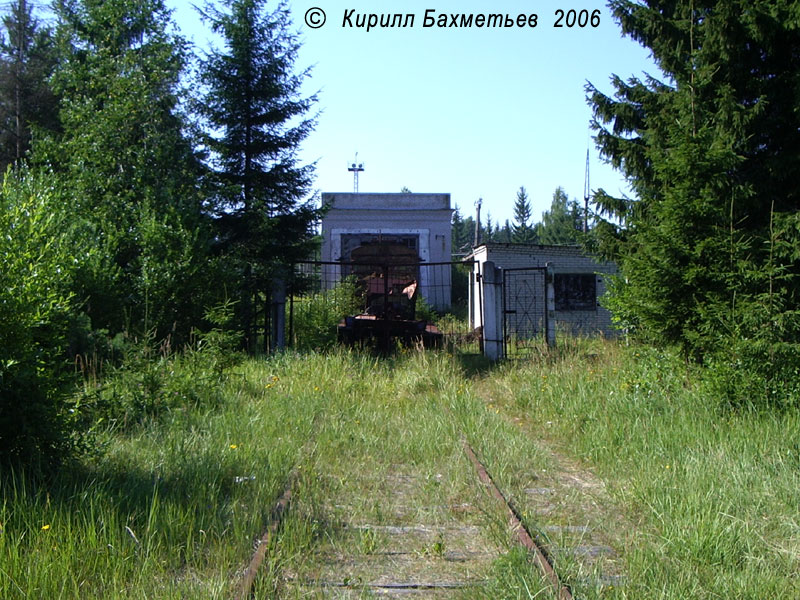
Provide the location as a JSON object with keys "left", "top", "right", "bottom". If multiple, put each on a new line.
{"left": 320, "top": 192, "right": 453, "bottom": 310}
{"left": 467, "top": 243, "right": 618, "bottom": 337}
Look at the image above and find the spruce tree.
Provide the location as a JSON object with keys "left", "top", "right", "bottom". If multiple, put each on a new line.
{"left": 588, "top": 1, "right": 800, "bottom": 372}
{"left": 0, "top": 0, "right": 58, "bottom": 170}
{"left": 511, "top": 186, "right": 536, "bottom": 244}
{"left": 536, "top": 187, "right": 583, "bottom": 246}
{"left": 500, "top": 219, "right": 513, "bottom": 243}
{"left": 451, "top": 204, "right": 467, "bottom": 255}
{"left": 462, "top": 215, "right": 476, "bottom": 249}
{"left": 199, "top": 0, "right": 318, "bottom": 351}
{"left": 484, "top": 214, "right": 495, "bottom": 243}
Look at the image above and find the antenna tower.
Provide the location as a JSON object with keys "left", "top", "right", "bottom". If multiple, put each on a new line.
{"left": 583, "top": 148, "right": 591, "bottom": 234}
{"left": 348, "top": 153, "right": 365, "bottom": 193}
{"left": 474, "top": 198, "right": 482, "bottom": 247}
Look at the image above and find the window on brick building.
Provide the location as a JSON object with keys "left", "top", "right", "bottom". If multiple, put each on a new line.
{"left": 554, "top": 273, "right": 596, "bottom": 311}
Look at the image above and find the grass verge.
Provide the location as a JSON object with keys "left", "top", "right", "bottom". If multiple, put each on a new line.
{"left": 479, "top": 338, "right": 800, "bottom": 598}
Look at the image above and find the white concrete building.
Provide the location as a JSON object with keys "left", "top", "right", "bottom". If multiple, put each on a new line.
{"left": 320, "top": 193, "right": 453, "bottom": 310}
{"left": 467, "top": 243, "right": 618, "bottom": 337}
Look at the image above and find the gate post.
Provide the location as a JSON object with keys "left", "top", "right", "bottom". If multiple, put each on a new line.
{"left": 468, "top": 269, "right": 475, "bottom": 330}
{"left": 482, "top": 261, "right": 505, "bottom": 361}
{"left": 545, "top": 262, "right": 556, "bottom": 348}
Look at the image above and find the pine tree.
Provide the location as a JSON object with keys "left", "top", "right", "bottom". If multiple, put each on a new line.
{"left": 511, "top": 186, "right": 536, "bottom": 244}
{"left": 588, "top": 0, "right": 800, "bottom": 370}
{"left": 198, "top": 0, "right": 318, "bottom": 351}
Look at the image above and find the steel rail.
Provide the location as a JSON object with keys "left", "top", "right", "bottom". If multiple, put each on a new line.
{"left": 463, "top": 439, "right": 574, "bottom": 600}
{"left": 233, "top": 429, "right": 571, "bottom": 599}
{"left": 234, "top": 481, "right": 294, "bottom": 600}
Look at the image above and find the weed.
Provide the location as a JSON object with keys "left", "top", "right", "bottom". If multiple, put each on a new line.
{"left": 480, "top": 338, "right": 800, "bottom": 598}
{"left": 427, "top": 532, "right": 446, "bottom": 558}
{"left": 358, "top": 527, "right": 378, "bottom": 554}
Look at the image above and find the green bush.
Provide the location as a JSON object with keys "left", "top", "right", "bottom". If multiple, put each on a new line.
{"left": 289, "top": 276, "right": 362, "bottom": 351}
{"left": 76, "top": 302, "right": 243, "bottom": 432}
{"left": 703, "top": 338, "right": 800, "bottom": 412}
{"left": 0, "top": 170, "right": 79, "bottom": 466}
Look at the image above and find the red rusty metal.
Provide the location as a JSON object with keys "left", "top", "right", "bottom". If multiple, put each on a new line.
{"left": 234, "top": 483, "right": 293, "bottom": 600}
{"left": 463, "top": 440, "right": 574, "bottom": 600}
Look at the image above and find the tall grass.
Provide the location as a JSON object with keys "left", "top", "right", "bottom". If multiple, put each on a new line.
{"left": 1, "top": 357, "right": 319, "bottom": 599}
{"left": 4, "top": 339, "right": 797, "bottom": 598}
{"left": 1, "top": 350, "right": 556, "bottom": 598}
{"left": 481, "top": 339, "right": 800, "bottom": 598}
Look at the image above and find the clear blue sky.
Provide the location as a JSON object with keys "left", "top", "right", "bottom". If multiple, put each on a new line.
{"left": 171, "top": 0, "right": 661, "bottom": 225}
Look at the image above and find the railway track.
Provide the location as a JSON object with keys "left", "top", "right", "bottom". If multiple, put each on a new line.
{"left": 462, "top": 440, "right": 573, "bottom": 600}
{"left": 233, "top": 428, "right": 620, "bottom": 599}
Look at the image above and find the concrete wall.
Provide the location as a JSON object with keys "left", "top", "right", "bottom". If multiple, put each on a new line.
{"left": 320, "top": 193, "right": 453, "bottom": 310}
{"left": 467, "top": 243, "right": 618, "bottom": 337}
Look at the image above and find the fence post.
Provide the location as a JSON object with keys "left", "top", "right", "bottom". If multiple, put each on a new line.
{"left": 271, "top": 277, "right": 287, "bottom": 352}
{"left": 482, "top": 261, "right": 504, "bottom": 361}
{"left": 545, "top": 262, "right": 556, "bottom": 348}
{"left": 287, "top": 275, "right": 294, "bottom": 349}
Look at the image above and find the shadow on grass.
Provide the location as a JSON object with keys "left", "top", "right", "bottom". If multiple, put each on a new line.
{"left": 1, "top": 440, "right": 297, "bottom": 553}
{"left": 453, "top": 352, "right": 497, "bottom": 377}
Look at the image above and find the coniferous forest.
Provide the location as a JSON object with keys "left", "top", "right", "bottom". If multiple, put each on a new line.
{"left": 588, "top": 0, "right": 800, "bottom": 405}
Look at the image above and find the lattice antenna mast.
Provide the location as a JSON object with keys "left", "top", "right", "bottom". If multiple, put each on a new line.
{"left": 583, "top": 148, "right": 591, "bottom": 234}
{"left": 474, "top": 198, "right": 482, "bottom": 247}
{"left": 348, "top": 152, "right": 365, "bottom": 193}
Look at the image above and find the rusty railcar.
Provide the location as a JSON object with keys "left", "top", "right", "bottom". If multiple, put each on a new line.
{"left": 337, "top": 242, "right": 442, "bottom": 349}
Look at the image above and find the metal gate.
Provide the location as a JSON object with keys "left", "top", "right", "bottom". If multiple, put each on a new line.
{"left": 288, "top": 260, "right": 477, "bottom": 351}
{"left": 503, "top": 267, "right": 547, "bottom": 356}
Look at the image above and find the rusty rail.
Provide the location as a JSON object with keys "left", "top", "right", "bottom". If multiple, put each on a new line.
{"left": 463, "top": 440, "right": 574, "bottom": 600}
{"left": 234, "top": 429, "right": 571, "bottom": 599}
{"left": 234, "top": 481, "right": 294, "bottom": 600}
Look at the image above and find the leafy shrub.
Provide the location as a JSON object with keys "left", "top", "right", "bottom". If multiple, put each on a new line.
{"left": 76, "top": 302, "right": 243, "bottom": 432}
{"left": 195, "top": 299, "right": 243, "bottom": 375}
{"left": 290, "top": 276, "right": 362, "bottom": 351}
{"left": 0, "top": 170, "right": 79, "bottom": 466}
{"left": 413, "top": 294, "right": 438, "bottom": 323}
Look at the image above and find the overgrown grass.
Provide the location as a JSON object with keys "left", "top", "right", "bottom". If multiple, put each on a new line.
{"left": 4, "top": 339, "right": 798, "bottom": 598}
{"left": 1, "top": 350, "right": 554, "bottom": 598}
{"left": 258, "top": 349, "right": 555, "bottom": 598}
{"left": 1, "top": 362, "right": 316, "bottom": 598}
{"left": 481, "top": 338, "right": 800, "bottom": 598}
